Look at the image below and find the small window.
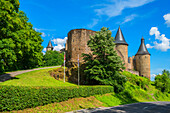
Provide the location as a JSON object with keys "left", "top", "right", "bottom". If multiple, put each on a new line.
{"left": 145, "top": 56, "right": 147, "bottom": 58}
{"left": 73, "top": 39, "right": 74, "bottom": 42}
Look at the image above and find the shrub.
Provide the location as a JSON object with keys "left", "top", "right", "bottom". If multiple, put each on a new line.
{"left": 155, "top": 73, "right": 170, "bottom": 93}
{"left": 122, "top": 71, "right": 150, "bottom": 90}
{"left": 0, "top": 85, "right": 113, "bottom": 111}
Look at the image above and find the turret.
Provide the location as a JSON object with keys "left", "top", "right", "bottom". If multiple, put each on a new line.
{"left": 135, "top": 37, "right": 151, "bottom": 79}
{"left": 115, "top": 27, "right": 128, "bottom": 70}
{"left": 46, "top": 40, "right": 53, "bottom": 51}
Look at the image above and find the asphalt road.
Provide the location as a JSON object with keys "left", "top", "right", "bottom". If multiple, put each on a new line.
{"left": 67, "top": 102, "right": 170, "bottom": 113}
{"left": 0, "top": 66, "right": 60, "bottom": 82}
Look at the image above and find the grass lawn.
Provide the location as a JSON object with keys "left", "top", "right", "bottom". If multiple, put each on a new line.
{"left": 0, "top": 67, "right": 76, "bottom": 87}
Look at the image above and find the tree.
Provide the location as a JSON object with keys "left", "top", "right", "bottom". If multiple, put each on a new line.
{"left": 43, "top": 51, "right": 64, "bottom": 66}
{"left": 155, "top": 73, "right": 170, "bottom": 93}
{"left": 162, "top": 69, "right": 170, "bottom": 78}
{"left": 82, "top": 27, "right": 127, "bottom": 92}
{"left": 0, "top": 0, "right": 43, "bottom": 72}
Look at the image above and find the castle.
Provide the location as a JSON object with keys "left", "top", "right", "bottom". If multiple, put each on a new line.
{"left": 47, "top": 27, "right": 151, "bottom": 79}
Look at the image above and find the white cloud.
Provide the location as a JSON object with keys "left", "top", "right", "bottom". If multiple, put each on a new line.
{"left": 121, "top": 14, "right": 137, "bottom": 24}
{"left": 163, "top": 13, "right": 170, "bottom": 27}
{"left": 41, "top": 32, "right": 46, "bottom": 37}
{"left": 147, "top": 27, "right": 170, "bottom": 51}
{"left": 43, "top": 48, "right": 46, "bottom": 52}
{"left": 34, "top": 28, "right": 56, "bottom": 31}
{"left": 94, "top": 0, "right": 154, "bottom": 18}
{"left": 146, "top": 44, "right": 153, "bottom": 48}
{"left": 53, "top": 45, "right": 65, "bottom": 51}
{"left": 87, "top": 19, "right": 99, "bottom": 28}
{"left": 52, "top": 37, "right": 68, "bottom": 51}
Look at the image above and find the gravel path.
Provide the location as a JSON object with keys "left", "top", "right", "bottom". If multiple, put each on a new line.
{"left": 67, "top": 102, "right": 170, "bottom": 113}
{"left": 0, "top": 66, "right": 60, "bottom": 82}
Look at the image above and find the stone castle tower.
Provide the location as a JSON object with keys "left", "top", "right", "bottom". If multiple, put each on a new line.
{"left": 46, "top": 40, "right": 53, "bottom": 52}
{"left": 135, "top": 37, "right": 151, "bottom": 78}
{"left": 65, "top": 27, "right": 151, "bottom": 79}
{"left": 66, "top": 29, "right": 95, "bottom": 63}
{"left": 114, "top": 27, "right": 128, "bottom": 71}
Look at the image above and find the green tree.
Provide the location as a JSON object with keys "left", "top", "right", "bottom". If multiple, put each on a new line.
{"left": 162, "top": 69, "right": 170, "bottom": 78}
{"left": 0, "top": 0, "right": 43, "bottom": 72}
{"left": 155, "top": 73, "right": 170, "bottom": 93}
{"left": 43, "top": 51, "right": 64, "bottom": 66}
{"left": 82, "top": 27, "right": 127, "bottom": 92}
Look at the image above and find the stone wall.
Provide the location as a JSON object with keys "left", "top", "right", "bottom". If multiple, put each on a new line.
{"left": 66, "top": 29, "right": 95, "bottom": 63}
{"left": 135, "top": 54, "right": 150, "bottom": 79}
{"left": 127, "top": 69, "right": 139, "bottom": 76}
{"left": 116, "top": 45, "right": 128, "bottom": 71}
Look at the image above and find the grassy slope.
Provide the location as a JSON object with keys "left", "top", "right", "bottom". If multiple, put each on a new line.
{"left": 0, "top": 68, "right": 75, "bottom": 87}
{"left": 3, "top": 70, "right": 170, "bottom": 113}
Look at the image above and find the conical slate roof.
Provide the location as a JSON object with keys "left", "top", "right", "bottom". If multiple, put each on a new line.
{"left": 114, "top": 26, "right": 128, "bottom": 45}
{"left": 47, "top": 41, "right": 53, "bottom": 48}
{"left": 136, "top": 37, "right": 150, "bottom": 55}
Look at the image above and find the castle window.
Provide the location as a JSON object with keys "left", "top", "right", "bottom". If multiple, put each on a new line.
{"left": 79, "top": 48, "right": 80, "bottom": 50}
{"left": 145, "top": 56, "right": 147, "bottom": 58}
{"left": 73, "top": 39, "right": 74, "bottom": 42}
{"left": 139, "top": 56, "right": 140, "bottom": 59}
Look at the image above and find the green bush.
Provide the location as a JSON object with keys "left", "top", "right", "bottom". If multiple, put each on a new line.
{"left": 0, "top": 85, "right": 113, "bottom": 111}
{"left": 122, "top": 71, "right": 150, "bottom": 90}
{"left": 155, "top": 73, "right": 170, "bottom": 93}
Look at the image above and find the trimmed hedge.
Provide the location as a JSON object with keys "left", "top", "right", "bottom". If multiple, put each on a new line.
{"left": 0, "top": 85, "right": 113, "bottom": 111}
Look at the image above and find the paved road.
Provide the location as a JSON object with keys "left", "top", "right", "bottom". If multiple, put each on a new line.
{"left": 0, "top": 66, "right": 60, "bottom": 82}
{"left": 67, "top": 102, "right": 170, "bottom": 113}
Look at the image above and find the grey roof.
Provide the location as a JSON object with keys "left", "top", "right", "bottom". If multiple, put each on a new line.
{"left": 114, "top": 26, "right": 128, "bottom": 45}
{"left": 47, "top": 41, "right": 53, "bottom": 48}
{"left": 136, "top": 37, "right": 150, "bottom": 55}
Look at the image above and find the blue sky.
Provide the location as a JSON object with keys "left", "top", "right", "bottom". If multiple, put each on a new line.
{"left": 19, "top": 0, "right": 170, "bottom": 80}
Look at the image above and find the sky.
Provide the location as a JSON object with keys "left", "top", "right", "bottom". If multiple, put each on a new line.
{"left": 19, "top": 0, "right": 170, "bottom": 80}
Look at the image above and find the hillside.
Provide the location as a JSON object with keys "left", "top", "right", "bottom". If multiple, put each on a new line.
{"left": 0, "top": 69, "right": 169, "bottom": 112}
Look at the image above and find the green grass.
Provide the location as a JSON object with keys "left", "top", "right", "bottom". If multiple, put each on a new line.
{"left": 0, "top": 67, "right": 76, "bottom": 87}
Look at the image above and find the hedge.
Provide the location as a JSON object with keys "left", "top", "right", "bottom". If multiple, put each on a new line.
{"left": 0, "top": 85, "right": 113, "bottom": 111}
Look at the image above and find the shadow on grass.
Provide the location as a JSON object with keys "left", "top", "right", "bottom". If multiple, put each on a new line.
{"left": 0, "top": 74, "right": 19, "bottom": 82}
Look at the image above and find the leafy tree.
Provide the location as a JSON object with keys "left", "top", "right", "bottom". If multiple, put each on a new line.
{"left": 155, "top": 73, "right": 170, "bottom": 93}
{"left": 43, "top": 51, "right": 64, "bottom": 66}
{"left": 82, "top": 27, "right": 127, "bottom": 93}
{"left": 162, "top": 69, "right": 170, "bottom": 78}
{"left": 0, "top": 0, "right": 43, "bottom": 72}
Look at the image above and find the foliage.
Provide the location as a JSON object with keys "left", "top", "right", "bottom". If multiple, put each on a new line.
{"left": 82, "top": 27, "right": 126, "bottom": 93}
{"left": 162, "top": 69, "right": 170, "bottom": 78}
{"left": 0, "top": 0, "right": 43, "bottom": 73}
{"left": 122, "top": 71, "right": 150, "bottom": 90}
{"left": 0, "top": 85, "right": 113, "bottom": 111}
{"left": 154, "top": 73, "right": 170, "bottom": 93}
{"left": 42, "top": 51, "right": 64, "bottom": 66}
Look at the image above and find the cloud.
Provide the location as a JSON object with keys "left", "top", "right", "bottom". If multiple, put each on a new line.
{"left": 53, "top": 45, "right": 65, "bottom": 51}
{"left": 34, "top": 28, "right": 56, "bottom": 31}
{"left": 52, "top": 37, "right": 68, "bottom": 51}
{"left": 94, "top": 0, "right": 154, "bottom": 18}
{"left": 121, "top": 14, "right": 138, "bottom": 24}
{"left": 146, "top": 44, "right": 153, "bottom": 48}
{"left": 41, "top": 32, "right": 46, "bottom": 37}
{"left": 43, "top": 48, "right": 46, "bottom": 52}
{"left": 87, "top": 19, "right": 99, "bottom": 28}
{"left": 163, "top": 13, "right": 170, "bottom": 27}
{"left": 147, "top": 27, "right": 170, "bottom": 51}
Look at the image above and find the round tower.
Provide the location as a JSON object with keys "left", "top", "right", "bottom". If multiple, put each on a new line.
{"left": 135, "top": 37, "right": 151, "bottom": 79}
{"left": 67, "top": 29, "right": 95, "bottom": 63}
{"left": 115, "top": 27, "right": 128, "bottom": 70}
{"left": 46, "top": 40, "right": 53, "bottom": 51}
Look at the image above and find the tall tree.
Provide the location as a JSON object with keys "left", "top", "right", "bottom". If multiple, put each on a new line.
{"left": 162, "top": 69, "right": 170, "bottom": 78}
{"left": 82, "top": 27, "right": 127, "bottom": 92}
{"left": 43, "top": 50, "right": 64, "bottom": 66}
{"left": 0, "top": 0, "right": 43, "bottom": 72}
